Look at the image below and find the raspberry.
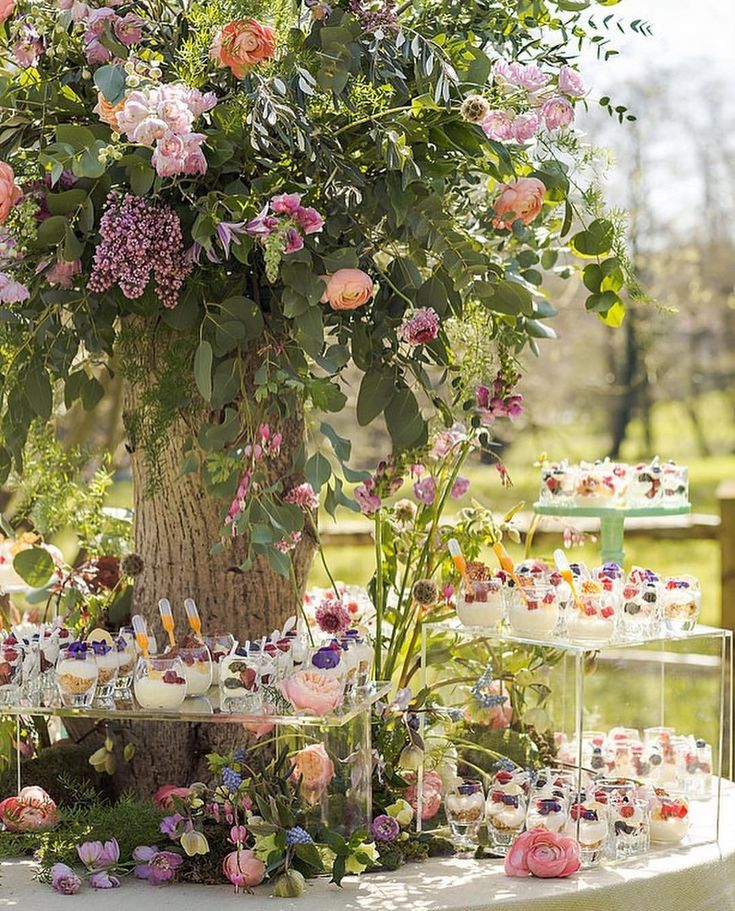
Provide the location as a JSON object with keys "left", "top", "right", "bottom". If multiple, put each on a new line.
{"left": 570, "top": 804, "right": 583, "bottom": 821}
{"left": 600, "top": 606, "right": 614, "bottom": 619}
{"left": 496, "top": 770, "right": 513, "bottom": 784}
{"left": 601, "top": 578, "right": 613, "bottom": 592}
{"left": 623, "top": 586, "right": 637, "bottom": 599}
{"left": 619, "top": 804, "right": 634, "bottom": 819}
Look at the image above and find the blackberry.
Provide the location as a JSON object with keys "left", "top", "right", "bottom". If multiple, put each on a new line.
{"left": 624, "top": 602, "right": 641, "bottom": 615}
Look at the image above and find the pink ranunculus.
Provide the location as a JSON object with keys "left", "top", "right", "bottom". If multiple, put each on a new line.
{"left": 515, "top": 63, "right": 551, "bottom": 92}
{"left": 404, "top": 771, "right": 442, "bottom": 820}
{"left": 132, "top": 116, "right": 169, "bottom": 146}
{"left": 0, "top": 786, "right": 58, "bottom": 832}
{"left": 492, "top": 177, "right": 546, "bottom": 229}
{"left": 294, "top": 205, "right": 324, "bottom": 235}
{"left": 46, "top": 258, "right": 81, "bottom": 289}
{"left": 280, "top": 670, "right": 343, "bottom": 715}
{"left": 512, "top": 112, "right": 540, "bottom": 143}
{"left": 153, "top": 784, "right": 191, "bottom": 810}
{"left": 185, "top": 88, "right": 218, "bottom": 117}
{"left": 558, "top": 65, "right": 586, "bottom": 98}
{"left": 157, "top": 86, "right": 195, "bottom": 134}
{"left": 209, "top": 19, "right": 276, "bottom": 79}
{"left": 0, "top": 161, "right": 22, "bottom": 225}
{"left": 0, "top": 0, "right": 14, "bottom": 23}
{"left": 223, "top": 849, "right": 266, "bottom": 892}
{"left": 289, "top": 743, "right": 335, "bottom": 805}
{"left": 541, "top": 97, "right": 575, "bottom": 131}
{"left": 117, "top": 91, "right": 155, "bottom": 136}
{"left": 320, "top": 268, "right": 373, "bottom": 311}
{"left": 492, "top": 59, "right": 524, "bottom": 86}
{"left": 481, "top": 109, "right": 514, "bottom": 141}
{"left": 504, "top": 827, "right": 581, "bottom": 878}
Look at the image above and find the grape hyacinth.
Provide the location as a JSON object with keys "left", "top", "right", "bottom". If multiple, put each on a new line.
{"left": 221, "top": 766, "right": 243, "bottom": 792}
{"left": 89, "top": 192, "right": 191, "bottom": 309}
{"left": 286, "top": 826, "right": 314, "bottom": 845}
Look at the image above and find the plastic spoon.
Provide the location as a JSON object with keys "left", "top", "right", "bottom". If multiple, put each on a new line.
{"left": 131, "top": 614, "right": 150, "bottom": 658}
{"left": 158, "top": 598, "right": 176, "bottom": 648}
{"left": 183, "top": 598, "right": 202, "bottom": 638}
{"left": 448, "top": 538, "right": 469, "bottom": 585}
{"left": 553, "top": 548, "right": 581, "bottom": 605}
{"left": 492, "top": 541, "right": 528, "bottom": 601}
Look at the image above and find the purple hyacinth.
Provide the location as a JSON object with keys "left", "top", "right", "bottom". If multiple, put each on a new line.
{"left": 89, "top": 192, "right": 192, "bottom": 309}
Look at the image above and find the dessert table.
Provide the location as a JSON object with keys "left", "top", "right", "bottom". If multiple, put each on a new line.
{"left": 3, "top": 781, "right": 734, "bottom": 911}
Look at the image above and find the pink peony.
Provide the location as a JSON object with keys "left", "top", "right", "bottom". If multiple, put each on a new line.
{"left": 492, "top": 177, "right": 546, "bottom": 229}
{"left": 223, "top": 849, "right": 266, "bottom": 892}
{"left": 0, "top": 161, "right": 22, "bottom": 225}
{"left": 512, "top": 112, "right": 540, "bottom": 143}
{"left": 541, "top": 97, "right": 575, "bottom": 130}
{"left": 481, "top": 109, "right": 514, "bottom": 141}
{"left": 289, "top": 742, "right": 335, "bottom": 805}
{"left": 280, "top": 670, "right": 343, "bottom": 715}
{"left": 558, "top": 65, "right": 586, "bottom": 97}
{"left": 0, "top": 0, "right": 14, "bottom": 23}
{"left": 153, "top": 784, "right": 191, "bottom": 810}
{"left": 46, "top": 258, "right": 81, "bottom": 289}
{"left": 320, "top": 268, "right": 373, "bottom": 311}
{"left": 404, "top": 771, "right": 442, "bottom": 820}
{"left": 0, "top": 786, "right": 58, "bottom": 832}
{"left": 210, "top": 19, "right": 276, "bottom": 79}
{"left": 505, "top": 827, "right": 581, "bottom": 878}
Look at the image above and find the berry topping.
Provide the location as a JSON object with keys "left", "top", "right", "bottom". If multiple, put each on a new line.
{"left": 619, "top": 804, "right": 635, "bottom": 819}
{"left": 162, "top": 670, "right": 186, "bottom": 685}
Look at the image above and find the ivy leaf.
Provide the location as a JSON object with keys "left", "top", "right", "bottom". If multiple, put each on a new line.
{"left": 13, "top": 547, "right": 55, "bottom": 588}
{"left": 194, "top": 340, "right": 213, "bottom": 402}
{"left": 356, "top": 369, "right": 395, "bottom": 426}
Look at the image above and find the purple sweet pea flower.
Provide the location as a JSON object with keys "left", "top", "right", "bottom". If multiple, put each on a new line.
{"left": 133, "top": 846, "right": 183, "bottom": 885}
{"left": 90, "top": 871, "right": 120, "bottom": 889}
{"left": 51, "top": 863, "right": 81, "bottom": 895}
{"left": 451, "top": 477, "right": 470, "bottom": 499}
{"left": 160, "top": 813, "right": 184, "bottom": 838}
{"left": 413, "top": 476, "right": 437, "bottom": 505}
{"left": 284, "top": 227, "right": 304, "bottom": 254}
{"left": 245, "top": 206, "right": 279, "bottom": 237}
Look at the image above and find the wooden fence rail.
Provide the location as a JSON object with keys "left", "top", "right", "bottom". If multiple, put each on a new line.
{"left": 321, "top": 480, "right": 735, "bottom": 634}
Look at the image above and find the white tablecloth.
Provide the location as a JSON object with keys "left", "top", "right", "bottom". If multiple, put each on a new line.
{"left": 2, "top": 785, "right": 734, "bottom": 911}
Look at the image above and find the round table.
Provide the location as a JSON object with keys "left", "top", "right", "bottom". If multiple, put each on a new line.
{"left": 2, "top": 784, "right": 733, "bottom": 911}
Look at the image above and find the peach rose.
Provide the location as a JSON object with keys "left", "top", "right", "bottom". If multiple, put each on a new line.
{"left": 210, "top": 19, "right": 276, "bottom": 79}
{"left": 0, "top": 786, "right": 58, "bottom": 832}
{"left": 93, "top": 91, "right": 126, "bottom": 130}
{"left": 320, "top": 268, "right": 373, "bottom": 311}
{"left": 404, "top": 770, "right": 442, "bottom": 820}
{"left": 223, "top": 848, "right": 266, "bottom": 892}
{"left": 492, "top": 177, "right": 546, "bottom": 229}
{"left": 0, "top": 161, "right": 22, "bottom": 225}
{"left": 280, "top": 670, "right": 343, "bottom": 715}
{"left": 153, "top": 784, "right": 191, "bottom": 810}
{"left": 0, "top": 0, "right": 15, "bottom": 24}
{"left": 289, "top": 742, "right": 335, "bottom": 805}
{"left": 505, "top": 827, "right": 581, "bottom": 878}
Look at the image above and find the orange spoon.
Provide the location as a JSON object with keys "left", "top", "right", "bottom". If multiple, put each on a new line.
{"left": 158, "top": 598, "right": 176, "bottom": 648}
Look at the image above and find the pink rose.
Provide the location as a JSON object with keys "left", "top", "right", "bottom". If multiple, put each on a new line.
{"left": 505, "top": 828, "right": 581, "bottom": 878}
{"left": 289, "top": 743, "right": 335, "bottom": 805}
{"left": 210, "top": 19, "right": 276, "bottom": 79}
{"left": 558, "top": 65, "right": 585, "bottom": 97}
{"left": 512, "top": 112, "right": 539, "bottom": 143}
{"left": 404, "top": 771, "right": 442, "bottom": 820}
{"left": 481, "top": 110, "right": 514, "bottom": 141}
{"left": 0, "top": 161, "right": 22, "bottom": 225}
{"left": 222, "top": 849, "right": 266, "bottom": 892}
{"left": 0, "top": 0, "right": 15, "bottom": 24}
{"left": 320, "top": 268, "right": 373, "bottom": 311}
{"left": 280, "top": 670, "right": 343, "bottom": 715}
{"left": 153, "top": 784, "right": 191, "bottom": 810}
{"left": 463, "top": 680, "right": 512, "bottom": 729}
{"left": 515, "top": 63, "right": 550, "bottom": 92}
{"left": 0, "top": 786, "right": 58, "bottom": 832}
{"left": 541, "top": 97, "right": 575, "bottom": 131}
{"left": 117, "top": 91, "right": 154, "bottom": 136}
{"left": 492, "top": 177, "right": 546, "bottom": 229}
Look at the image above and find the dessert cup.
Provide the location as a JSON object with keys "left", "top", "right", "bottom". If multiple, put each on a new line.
{"left": 56, "top": 644, "right": 99, "bottom": 708}
{"left": 566, "top": 583, "right": 616, "bottom": 643}
{"left": 485, "top": 785, "right": 526, "bottom": 854}
{"left": 566, "top": 799, "right": 608, "bottom": 866}
{"left": 456, "top": 578, "right": 505, "bottom": 629}
{"left": 203, "top": 634, "right": 236, "bottom": 686}
{"left": 662, "top": 576, "right": 701, "bottom": 632}
{"left": 507, "top": 583, "right": 558, "bottom": 639}
{"left": 134, "top": 656, "right": 187, "bottom": 710}
{"left": 0, "top": 641, "right": 21, "bottom": 705}
{"left": 611, "top": 798, "right": 649, "bottom": 857}
{"left": 649, "top": 794, "right": 690, "bottom": 844}
{"left": 445, "top": 780, "right": 485, "bottom": 850}
{"left": 525, "top": 796, "right": 567, "bottom": 833}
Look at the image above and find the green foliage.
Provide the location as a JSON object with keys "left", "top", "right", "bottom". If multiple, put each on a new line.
{"left": 0, "top": 744, "right": 104, "bottom": 808}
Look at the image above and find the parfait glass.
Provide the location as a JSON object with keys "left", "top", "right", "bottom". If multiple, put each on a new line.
{"left": 683, "top": 738, "right": 712, "bottom": 799}
{"left": 90, "top": 640, "right": 118, "bottom": 703}
{"left": 219, "top": 649, "right": 264, "bottom": 712}
{"left": 525, "top": 794, "right": 568, "bottom": 833}
{"left": 115, "top": 633, "right": 137, "bottom": 696}
{"left": 0, "top": 640, "right": 22, "bottom": 706}
{"left": 177, "top": 645, "right": 213, "bottom": 696}
{"left": 485, "top": 786, "right": 526, "bottom": 854}
{"left": 566, "top": 585, "right": 616, "bottom": 644}
{"left": 611, "top": 796, "right": 650, "bottom": 858}
{"left": 342, "top": 629, "right": 373, "bottom": 690}
{"left": 662, "top": 576, "right": 701, "bottom": 632}
{"left": 204, "top": 633, "right": 236, "bottom": 685}
{"left": 620, "top": 578, "right": 661, "bottom": 639}
{"left": 56, "top": 643, "right": 99, "bottom": 708}
{"left": 507, "top": 583, "right": 559, "bottom": 639}
{"left": 648, "top": 793, "right": 690, "bottom": 845}
{"left": 628, "top": 460, "right": 663, "bottom": 506}
{"left": 456, "top": 578, "right": 506, "bottom": 629}
{"left": 445, "top": 780, "right": 485, "bottom": 851}
{"left": 134, "top": 655, "right": 187, "bottom": 710}
{"left": 574, "top": 462, "right": 617, "bottom": 506}
{"left": 566, "top": 796, "right": 608, "bottom": 866}
{"left": 662, "top": 461, "right": 689, "bottom": 507}
{"left": 540, "top": 462, "right": 576, "bottom": 505}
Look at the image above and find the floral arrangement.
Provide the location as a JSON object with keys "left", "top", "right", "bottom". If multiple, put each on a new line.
{"left": 0, "top": 0, "right": 641, "bottom": 579}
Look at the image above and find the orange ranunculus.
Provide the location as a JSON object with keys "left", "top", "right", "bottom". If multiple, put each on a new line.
{"left": 320, "top": 268, "right": 373, "bottom": 311}
{"left": 0, "top": 161, "right": 22, "bottom": 225}
{"left": 93, "top": 91, "right": 126, "bottom": 130}
{"left": 492, "top": 177, "right": 546, "bottom": 230}
{"left": 210, "top": 19, "right": 276, "bottom": 80}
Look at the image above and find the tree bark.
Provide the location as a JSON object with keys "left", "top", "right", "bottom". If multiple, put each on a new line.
{"left": 112, "top": 344, "right": 316, "bottom": 795}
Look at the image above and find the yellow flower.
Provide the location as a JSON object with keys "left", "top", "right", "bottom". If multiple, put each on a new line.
{"left": 386, "top": 799, "right": 414, "bottom": 827}
{"left": 180, "top": 830, "right": 209, "bottom": 856}
{"left": 345, "top": 842, "right": 379, "bottom": 875}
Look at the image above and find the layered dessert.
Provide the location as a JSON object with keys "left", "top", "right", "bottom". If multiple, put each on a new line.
{"left": 0, "top": 640, "right": 20, "bottom": 705}
{"left": 649, "top": 794, "right": 689, "bottom": 844}
{"left": 165, "top": 634, "right": 213, "bottom": 696}
{"left": 456, "top": 569, "right": 506, "bottom": 629}
{"left": 90, "top": 638, "right": 118, "bottom": 700}
{"left": 620, "top": 575, "right": 661, "bottom": 637}
{"left": 662, "top": 461, "right": 689, "bottom": 506}
{"left": 204, "top": 633, "right": 236, "bottom": 685}
{"left": 134, "top": 658, "right": 187, "bottom": 710}
{"left": 56, "top": 643, "right": 99, "bottom": 707}
{"left": 662, "top": 576, "right": 701, "bottom": 632}
{"left": 567, "top": 800, "right": 608, "bottom": 864}
{"left": 629, "top": 460, "right": 663, "bottom": 505}
{"left": 115, "top": 632, "right": 137, "bottom": 692}
{"left": 485, "top": 784, "right": 526, "bottom": 850}
{"left": 507, "top": 585, "right": 558, "bottom": 638}
{"left": 445, "top": 780, "right": 485, "bottom": 847}
{"left": 525, "top": 796, "right": 567, "bottom": 833}
{"left": 219, "top": 650, "right": 262, "bottom": 711}
{"left": 566, "top": 581, "right": 616, "bottom": 643}
{"left": 539, "top": 461, "right": 575, "bottom": 504}
{"left": 611, "top": 799, "right": 649, "bottom": 857}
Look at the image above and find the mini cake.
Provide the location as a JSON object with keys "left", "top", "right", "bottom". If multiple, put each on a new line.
{"left": 134, "top": 662, "right": 187, "bottom": 710}
{"left": 649, "top": 795, "right": 689, "bottom": 844}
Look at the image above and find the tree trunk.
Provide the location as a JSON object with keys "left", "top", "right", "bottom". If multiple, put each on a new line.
{"left": 112, "top": 350, "right": 316, "bottom": 795}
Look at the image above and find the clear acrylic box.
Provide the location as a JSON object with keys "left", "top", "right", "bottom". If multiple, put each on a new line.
{"left": 418, "top": 622, "right": 732, "bottom": 853}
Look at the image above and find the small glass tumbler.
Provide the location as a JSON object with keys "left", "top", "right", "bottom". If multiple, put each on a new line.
{"left": 662, "top": 576, "right": 701, "bottom": 632}
{"left": 574, "top": 463, "right": 617, "bottom": 506}
{"left": 456, "top": 578, "right": 505, "bottom": 629}
{"left": 566, "top": 586, "right": 616, "bottom": 644}
{"left": 134, "top": 656, "right": 187, "bottom": 710}
{"left": 90, "top": 641, "right": 118, "bottom": 702}
{"left": 662, "top": 461, "right": 689, "bottom": 507}
{"left": 56, "top": 643, "right": 99, "bottom": 708}
{"left": 485, "top": 788, "right": 526, "bottom": 854}
{"left": 445, "top": 779, "right": 485, "bottom": 850}
{"left": 0, "top": 641, "right": 22, "bottom": 705}
{"left": 178, "top": 645, "right": 213, "bottom": 696}
{"left": 203, "top": 633, "right": 236, "bottom": 686}
{"left": 611, "top": 797, "right": 650, "bottom": 858}
{"left": 525, "top": 795, "right": 567, "bottom": 833}
{"left": 115, "top": 634, "right": 137, "bottom": 695}
{"left": 628, "top": 461, "right": 663, "bottom": 506}
{"left": 219, "top": 650, "right": 264, "bottom": 712}
{"left": 342, "top": 629, "right": 373, "bottom": 689}
{"left": 620, "top": 579, "right": 661, "bottom": 638}
{"left": 567, "top": 798, "right": 608, "bottom": 866}
{"left": 649, "top": 794, "right": 690, "bottom": 845}
{"left": 507, "top": 583, "right": 559, "bottom": 639}
{"left": 683, "top": 739, "right": 712, "bottom": 799}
